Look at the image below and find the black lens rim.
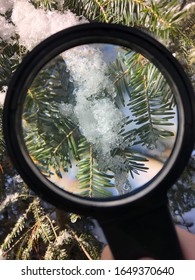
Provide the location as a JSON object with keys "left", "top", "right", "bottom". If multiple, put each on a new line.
{"left": 3, "top": 23, "right": 195, "bottom": 215}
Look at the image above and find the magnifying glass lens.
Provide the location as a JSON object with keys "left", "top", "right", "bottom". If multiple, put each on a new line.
{"left": 22, "top": 43, "right": 177, "bottom": 199}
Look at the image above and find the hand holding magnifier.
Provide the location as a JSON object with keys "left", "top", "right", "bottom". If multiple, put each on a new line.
{"left": 3, "top": 23, "right": 195, "bottom": 259}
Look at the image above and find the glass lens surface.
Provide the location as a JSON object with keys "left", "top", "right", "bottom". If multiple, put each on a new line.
{"left": 22, "top": 44, "right": 178, "bottom": 198}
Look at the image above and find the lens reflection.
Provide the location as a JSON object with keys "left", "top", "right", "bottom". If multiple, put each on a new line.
{"left": 22, "top": 44, "right": 177, "bottom": 198}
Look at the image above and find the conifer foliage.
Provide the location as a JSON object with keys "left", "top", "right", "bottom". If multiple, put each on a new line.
{"left": 0, "top": 0, "right": 195, "bottom": 259}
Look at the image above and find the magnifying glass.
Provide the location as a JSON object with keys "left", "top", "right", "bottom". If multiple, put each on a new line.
{"left": 3, "top": 23, "right": 195, "bottom": 259}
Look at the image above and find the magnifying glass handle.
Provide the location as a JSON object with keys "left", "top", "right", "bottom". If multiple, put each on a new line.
{"left": 99, "top": 204, "right": 183, "bottom": 260}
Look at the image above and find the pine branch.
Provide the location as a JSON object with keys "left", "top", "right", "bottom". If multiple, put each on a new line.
{"left": 3, "top": 225, "right": 34, "bottom": 259}
{"left": 64, "top": 0, "right": 110, "bottom": 22}
{"left": 109, "top": 58, "right": 131, "bottom": 106}
{"left": 1, "top": 200, "right": 34, "bottom": 251}
{"left": 32, "top": 0, "right": 59, "bottom": 10}
{"left": 111, "top": 51, "right": 175, "bottom": 149}
{"left": 0, "top": 193, "right": 32, "bottom": 213}
{"left": 0, "top": 41, "right": 27, "bottom": 90}
{"left": 44, "top": 229, "right": 71, "bottom": 260}
{"left": 65, "top": 0, "right": 187, "bottom": 44}
{"left": 77, "top": 138, "right": 114, "bottom": 197}
{"left": 23, "top": 57, "right": 80, "bottom": 177}
{"left": 65, "top": 224, "right": 100, "bottom": 260}
{"left": 31, "top": 198, "right": 57, "bottom": 244}
{"left": 124, "top": 151, "right": 149, "bottom": 178}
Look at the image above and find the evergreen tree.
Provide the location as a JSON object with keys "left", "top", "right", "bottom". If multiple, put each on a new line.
{"left": 0, "top": 0, "right": 195, "bottom": 259}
